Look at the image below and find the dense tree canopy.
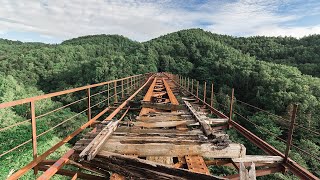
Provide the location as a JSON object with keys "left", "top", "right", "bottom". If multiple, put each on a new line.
{"left": 0, "top": 28, "right": 319, "bottom": 179}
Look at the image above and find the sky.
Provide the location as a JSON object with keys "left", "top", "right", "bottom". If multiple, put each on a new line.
{"left": 0, "top": 0, "right": 320, "bottom": 44}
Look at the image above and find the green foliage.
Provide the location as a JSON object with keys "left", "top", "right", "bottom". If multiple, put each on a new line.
{"left": 0, "top": 28, "right": 320, "bottom": 178}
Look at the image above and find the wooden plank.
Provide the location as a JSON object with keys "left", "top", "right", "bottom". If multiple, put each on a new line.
{"left": 141, "top": 102, "right": 184, "bottom": 111}
{"left": 86, "top": 151, "right": 226, "bottom": 180}
{"left": 136, "top": 116, "right": 180, "bottom": 121}
{"left": 232, "top": 155, "right": 283, "bottom": 163}
{"left": 133, "top": 121, "right": 187, "bottom": 128}
{"left": 114, "top": 127, "right": 203, "bottom": 134}
{"left": 79, "top": 107, "right": 130, "bottom": 160}
{"left": 184, "top": 101, "right": 216, "bottom": 139}
{"left": 146, "top": 156, "right": 173, "bottom": 165}
{"left": 102, "top": 142, "right": 246, "bottom": 158}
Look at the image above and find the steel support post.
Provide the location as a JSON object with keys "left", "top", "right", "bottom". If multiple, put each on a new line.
{"left": 30, "top": 101, "right": 38, "bottom": 175}
{"left": 191, "top": 79, "right": 194, "bottom": 94}
{"left": 228, "top": 88, "right": 234, "bottom": 129}
{"left": 196, "top": 81, "right": 199, "bottom": 98}
{"left": 107, "top": 83, "right": 110, "bottom": 106}
{"left": 284, "top": 104, "right": 298, "bottom": 163}
{"left": 210, "top": 82, "right": 214, "bottom": 112}
{"left": 87, "top": 88, "right": 91, "bottom": 121}
{"left": 114, "top": 81, "right": 117, "bottom": 103}
{"left": 203, "top": 81, "right": 206, "bottom": 103}
{"left": 121, "top": 80, "right": 124, "bottom": 99}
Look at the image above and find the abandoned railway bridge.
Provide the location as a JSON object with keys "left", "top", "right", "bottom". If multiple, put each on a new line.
{"left": 0, "top": 72, "right": 318, "bottom": 179}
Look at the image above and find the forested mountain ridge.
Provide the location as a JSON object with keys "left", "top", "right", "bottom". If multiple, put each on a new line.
{"left": 0, "top": 29, "right": 319, "bottom": 179}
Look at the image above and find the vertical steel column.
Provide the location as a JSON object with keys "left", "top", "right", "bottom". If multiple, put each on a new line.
{"left": 229, "top": 88, "right": 234, "bottom": 119}
{"left": 210, "top": 82, "right": 214, "bottom": 108}
{"left": 131, "top": 77, "right": 133, "bottom": 92}
{"left": 284, "top": 104, "right": 298, "bottom": 163}
{"left": 30, "top": 101, "right": 38, "bottom": 175}
{"left": 196, "top": 81, "right": 199, "bottom": 98}
{"left": 121, "top": 79, "right": 124, "bottom": 99}
{"left": 114, "top": 81, "right": 118, "bottom": 103}
{"left": 127, "top": 78, "right": 130, "bottom": 95}
{"left": 203, "top": 81, "right": 207, "bottom": 103}
{"left": 107, "top": 83, "right": 110, "bottom": 106}
{"left": 191, "top": 79, "right": 194, "bottom": 94}
{"left": 228, "top": 88, "right": 235, "bottom": 129}
{"left": 87, "top": 88, "right": 91, "bottom": 121}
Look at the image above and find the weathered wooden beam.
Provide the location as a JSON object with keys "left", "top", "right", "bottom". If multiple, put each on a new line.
{"left": 141, "top": 102, "right": 184, "bottom": 111}
{"left": 232, "top": 155, "right": 283, "bottom": 164}
{"left": 224, "top": 166, "right": 282, "bottom": 179}
{"left": 184, "top": 101, "right": 216, "bottom": 139}
{"left": 132, "top": 121, "right": 187, "bottom": 128}
{"left": 114, "top": 127, "right": 203, "bottom": 134}
{"left": 102, "top": 142, "right": 245, "bottom": 158}
{"left": 85, "top": 151, "right": 226, "bottom": 180}
{"left": 79, "top": 107, "right": 130, "bottom": 160}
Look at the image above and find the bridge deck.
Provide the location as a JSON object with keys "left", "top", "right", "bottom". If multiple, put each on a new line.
{"left": 5, "top": 72, "right": 316, "bottom": 179}
{"left": 71, "top": 74, "right": 245, "bottom": 179}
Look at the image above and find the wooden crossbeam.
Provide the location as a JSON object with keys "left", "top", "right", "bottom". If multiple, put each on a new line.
{"left": 84, "top": 151, "right": 225, "bottom": 180}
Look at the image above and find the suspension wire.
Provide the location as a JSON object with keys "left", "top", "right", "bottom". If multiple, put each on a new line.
{"left": 37, "top": 108, "right": 88, "bottom": 138}
{"left": 90, "top": 80, "right": 132, "bottom": 98}
{"left": 236, "top": 99, "right": 320, "bottom": 136}
{"left": 233, "top": 110, "right": 320, "bottom": 162}
{"left": 90, "top": 81, "right": 140, "bottom": 109}
{"left": 291, "top": 143, "right": 320, "bottom": 162}
{"left": 0, "top": 97, "right": 89, "bottom": 132}
{"left": 0, "top": 119, "right": 31, "bottom": 132}
{"left": 0, "top": 75, "right": 146, "bottom": 159}
{"left": 180, "top": 76, "right": 320, "bottom": 162}
{"left": 233, "top": 110, "right": 286, "bottom": 140}
{"left": 37, "top": 97, "right": 88, "bottom": 119}
{"left": 212, "top": 90, "right": 320, "bottom": 136}
{"left": 0, "top": 138, "right": 32, "bottom": 158}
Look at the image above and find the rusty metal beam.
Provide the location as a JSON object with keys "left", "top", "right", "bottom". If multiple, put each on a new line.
{"left": 105, "top": 76, "right": 153, "bottom": 121}
{"left": 0, "top": 74, "right": 145, "bottom": 109}
{"left": 284, "top": 104, "right": 298, "bottom": 163}
{"left": 229, "top": 120, "right": 318, "bottom": 180}
{"left": 165, "top": 73, "right": 319, "bottom": 180}
{"left": 7, "top": 106, "right": 111, "bottom": 180}
{"left": 142, "top": 77, "right": 157, "bottom": 102}
{"left": 30, "top": 101, "right": 38, "bottom": 175}
{"left": 224, "top": 166, "right": 282, "bottom": 179}
{"left": 37, "top": 149, "right": 74, "bottom": 180}
{"left": 162, "top": 78, "right": 179, "bottom": 105}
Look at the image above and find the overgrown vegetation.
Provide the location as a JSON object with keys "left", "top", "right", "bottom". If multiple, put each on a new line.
{"left": 0, "top": 29, "right": 319, "bottom": 179}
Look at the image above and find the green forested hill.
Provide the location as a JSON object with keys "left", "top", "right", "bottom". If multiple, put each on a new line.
{"left": 0, "top": 29, "right": 319, "bottom": 179}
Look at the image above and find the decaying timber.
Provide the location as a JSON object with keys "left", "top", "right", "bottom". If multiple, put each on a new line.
{"left": 72, "top": 74, "right": 246, "bottom": 179}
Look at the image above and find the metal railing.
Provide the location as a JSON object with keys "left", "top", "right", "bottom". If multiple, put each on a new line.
{"left": 0, "top": 73, "right": 152, "bottom": 179}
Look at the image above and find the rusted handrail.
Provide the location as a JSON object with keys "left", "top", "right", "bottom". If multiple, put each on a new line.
{"left": 0, "top": 74, "right": 143, "bottom": 109}
{"left": 3, "top": 73, "right": 151, "bottom": 179}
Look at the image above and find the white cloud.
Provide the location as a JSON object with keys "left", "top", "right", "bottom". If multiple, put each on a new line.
{"left": 0, "top": 0, "right": 319, "bottom": 42}
{"left": 253, "top": 25, "right": 320, "bottom": 37}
